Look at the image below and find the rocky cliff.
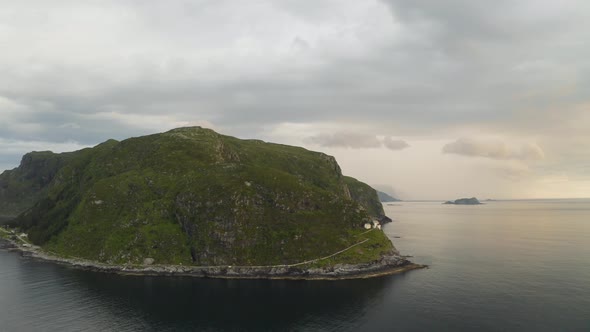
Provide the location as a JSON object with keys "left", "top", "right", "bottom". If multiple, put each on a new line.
{"left": 343, "top": 177, "right": 392, "bottom": 224}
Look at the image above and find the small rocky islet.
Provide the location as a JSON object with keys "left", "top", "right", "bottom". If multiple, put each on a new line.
{"left": 443, "top": 197, "right": 483, "bottom": 205}
{"left": 0, "top": 127, "right": 422, "bottom": 279}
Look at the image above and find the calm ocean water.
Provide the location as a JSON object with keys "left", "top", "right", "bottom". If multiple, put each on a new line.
{"left": 1, "top": 199, "right": 590, "bottom": 331}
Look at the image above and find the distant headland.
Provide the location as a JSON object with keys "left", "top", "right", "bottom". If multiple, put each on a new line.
{"left": 377, "top": 191, "right": 401, "bottom": 203}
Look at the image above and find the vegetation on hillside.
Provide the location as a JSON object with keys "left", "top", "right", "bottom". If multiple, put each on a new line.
{"left": 3, "top": 127, "right": 395, "bottom": 267}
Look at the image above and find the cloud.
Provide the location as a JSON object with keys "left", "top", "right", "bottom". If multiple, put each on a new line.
{"left": 442, "top": 138, "right": 544, "bottom": 160}
{"left": 0, "top": 138, "right": 87, "bottom": 155}
{"left": 1, "top": 0, "right": 588, "bottom": 139}
{"left": 86, "top": 110, "right": 215, "bottom": 133}
{"left": 519, "top": 143, "right": 545, "bottom": 160}
{"left": 383, "top": 136, "right": 410, "bottom": 150}
{"left": 306, "top": 132, "right": 381, "bottom": 149}
{"left": 306, "top": 132, "right": 409, "bottom": 151}
{"left": 0, "top": 0, "right": 589, "bottom": 197}
{"left": 491, "top": 163, "right": 532, "bottom": 182}
{"left": 291, "top": 36, "right": 311, "bottom": 52}
{"left": 0, "top": 138, "right": 89, "bottom": 171}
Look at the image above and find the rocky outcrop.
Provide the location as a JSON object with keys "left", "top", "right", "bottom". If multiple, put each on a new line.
{"left": 444, "top": 197, "right": 482, "bottom": 205}
{"left": 0, "top": 239, "right": 17, "bottom": 250}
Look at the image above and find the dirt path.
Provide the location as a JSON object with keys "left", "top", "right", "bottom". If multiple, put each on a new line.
{"left": 5, "top": 226, "right": 378, "bottom": 271}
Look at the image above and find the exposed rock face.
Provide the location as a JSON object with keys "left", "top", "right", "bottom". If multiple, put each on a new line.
{"left": 444, "top": 197, "right": 482, "bottom": 205}
{"left": 3, "top": 127, "right": 396, "bottom": 269}
{"left": 343, "top": 177, "right": 392, "bottom": 224}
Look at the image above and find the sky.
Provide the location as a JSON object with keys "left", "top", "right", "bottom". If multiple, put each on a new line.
{"left": 1, "top": 0, "right": 590, "bottom": 200}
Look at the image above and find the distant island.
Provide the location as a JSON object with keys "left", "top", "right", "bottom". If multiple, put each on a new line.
{"left": 0, "top": 127, "right": 423, "bottom": 280}
{"left": 443, "top": 197, "right": 482, "bottom": 205}
{"left": 377, "top": 191, "right": 401, "bottom": 202}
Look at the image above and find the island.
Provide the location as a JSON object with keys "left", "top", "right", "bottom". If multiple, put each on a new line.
{"left": 443, "top": 197, "right": 482, "bottom": 205}
{"left": 0, "top": 127, "right": 424, "bottom": 280}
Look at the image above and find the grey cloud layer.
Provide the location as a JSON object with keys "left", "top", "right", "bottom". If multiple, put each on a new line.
{"left": 2, "top": 0, "right": 589, "bottom": 137}
{"left": 383, "top": 136, "right": 410, "bottom": 150}
{"left": 306, "top": 132, "right": 409, "bottom": 151}
{"left": 0, "top": 0, "right": 589, "bottom": 184}
{"left": 443, "top": 138, "right": 545, "bottom": 160}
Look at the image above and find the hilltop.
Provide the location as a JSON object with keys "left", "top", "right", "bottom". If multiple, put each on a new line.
{"left": 0, "top": 127, "right": 420, "bottom": 279}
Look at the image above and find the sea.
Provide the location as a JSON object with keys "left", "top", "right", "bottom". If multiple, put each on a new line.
{"left": 1, "top": 199, "right": 589, "bottom": 331}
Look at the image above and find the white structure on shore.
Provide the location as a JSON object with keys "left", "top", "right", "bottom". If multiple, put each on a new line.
{"left": 364, "top": 220, "right": 382, "bottom": 230}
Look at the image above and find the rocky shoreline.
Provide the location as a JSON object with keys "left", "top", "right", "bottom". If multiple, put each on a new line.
{"left": 0, "top": 238, "right": 426, "bottom": 280}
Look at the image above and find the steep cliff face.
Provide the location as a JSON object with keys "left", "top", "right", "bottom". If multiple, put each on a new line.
{"left": 0, "top": 151, "right": 73, "bottom": 218}
{"left": 343, "top": 176, "right": 392, "bottom": 224}
{"left": 6, "top": 127, "right": 394, "bottom": 266}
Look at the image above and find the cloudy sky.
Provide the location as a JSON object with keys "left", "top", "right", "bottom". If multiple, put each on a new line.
{"left": 1, "top": 0, "right": 590, "bottom": 199}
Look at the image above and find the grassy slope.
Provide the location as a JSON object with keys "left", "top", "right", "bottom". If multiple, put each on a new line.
{"left": 304, "top": 228, "right": 396, "bottom": 268}
{"left": 10, "top": 127, "right": 395, "bottom": 266}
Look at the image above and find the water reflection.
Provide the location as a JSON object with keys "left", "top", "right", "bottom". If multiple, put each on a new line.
{"left": 67, "top": 267, "right": 400, "bottom": 331}
{"left": 3, "top": 200, "right": 590, "bottom": 331}
{"left": 3, "top": 250, "right": 403, "bottom": 331}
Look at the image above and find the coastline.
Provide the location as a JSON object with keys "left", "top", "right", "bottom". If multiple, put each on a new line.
{"left": 0, "top": 237, "right": 427, "bottom": 281}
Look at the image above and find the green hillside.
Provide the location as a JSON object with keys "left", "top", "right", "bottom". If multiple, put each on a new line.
{"left": 4, "top": 127, "right": 394, "bottom": 267}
